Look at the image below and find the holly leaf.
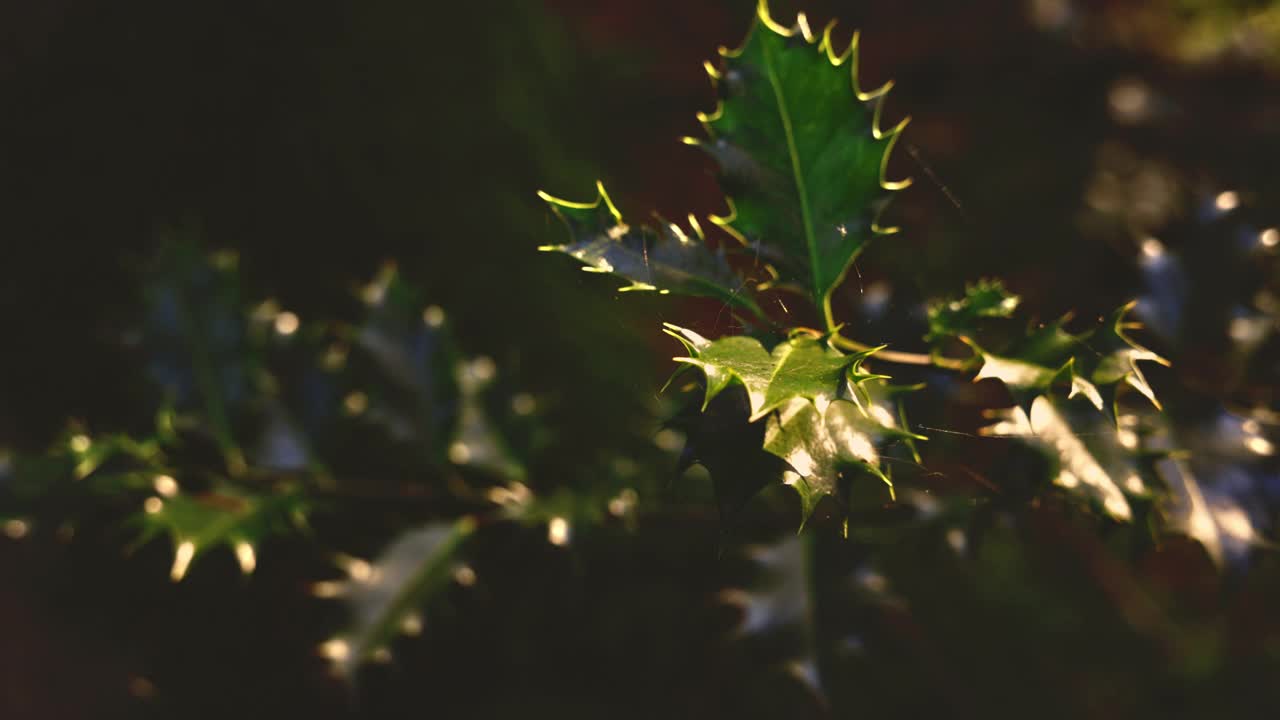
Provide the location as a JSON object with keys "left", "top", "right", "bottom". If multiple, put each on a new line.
{"left": 135, "top": 481, "right": 309, "bottom": 581}
{"left": 668, "top": 388, "right": 788, "bottom": 522}
{"left": 1154, "top": 455, "right": 1255, "bottom": 569}
{"left": 719, "top": 536, "right": 821, "bottom": 695}
{"left": 966, "top": 304, "right": 1165, "bottom": 416}
{"left": 763, "top": 335, "right": 885, "bottom": 417}
{"left": 320, "top": 518, "right": 476, "bottom": 676}
{"left": 538, "top": 182, "right": 761, "bottom": 318}
{"left": 763, "top": 398, "right": 899, "bottom": 525}
{"left": 982, "top": 396, "right": 1137, "bottom": 522}
{"left": 687, "top": 0, "right": 910, "bottom": 315}
{"left": 926, "top": 279, "right": 1020, "bottom": 341}
{"left": 665, "top": 325, "right": 883, "bottom": 421}
{"left": 1082, "top": 302, "right": 1170, "bottom": 413}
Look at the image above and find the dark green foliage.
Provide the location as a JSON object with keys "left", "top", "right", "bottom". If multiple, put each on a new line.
{"left": 3, "top": 2, "right": 1280, "bottom": 717}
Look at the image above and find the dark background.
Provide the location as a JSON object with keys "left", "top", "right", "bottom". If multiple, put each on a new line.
{"left": 2, "top": 0, "right": 1280, "bottom": 717}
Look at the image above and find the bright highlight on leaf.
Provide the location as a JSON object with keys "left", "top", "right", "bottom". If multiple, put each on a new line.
{"left": 136, "top": 483, "right": 309, "bottom": 581}
{"left": 665, "top": 324, "right": 920, "bottom": 523}
{"left": 538, "top": 181, "right": 762, "bottom": 318}
{"left": 931, "top": 294, "right": 1168, "bottom": 418}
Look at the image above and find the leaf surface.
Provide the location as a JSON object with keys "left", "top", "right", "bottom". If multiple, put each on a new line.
{"left": 666, "top": 325, "right": 880, "bottom": 421}
{"left": 763, "top": 398, "right": 896, "bottom": 524}
{"left": 539, "top": 182, "right": 760, "bottom": 317}
{"left": 690, "top": 0, "right": 909, "bottom": 314}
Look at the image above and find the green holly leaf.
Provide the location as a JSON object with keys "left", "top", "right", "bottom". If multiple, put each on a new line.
{"left": 664, "top": 325, "right": 775, "bottom": 417}
{"left": 763, "top": 335, "right": 885, "bottom": 416}
{"left": 982, "top": 396, "right": 1140, "bottom": 522}
{"left": 135, "top": 481, "right": 309, "bottom": 581}
{"left": 668, "top": 389, "right": 788, "bottom": 522}
{"left": 926, "top": 279, "right": 1020, "bottom": 341}
{"left": 1084, "top": 302, "right": 1170, "bottom": 412}
{"left": 976, "top": 354, "right": 1104, "bottom": 413}
{"left": 664, "top": 325, "right": 883, "bottom": 421}
{"left": 686, "top": 0, "right": 910, "bottom": 317}
{"left": 538, "top": 182, "right": 762, "bottom": 318}
{"left": 966, "top": 304, "right": 1166, "bottom": 416}
{"left": 321, "top": 517, "right": 476, "bottom": 676}
{"left": 763, "top": 398, "right": 897, "bottom": 525}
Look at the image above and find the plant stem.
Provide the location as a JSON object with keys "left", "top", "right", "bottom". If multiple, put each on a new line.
{"left": 821, "top": 294, "right": 838, "bottom": 335}
{"left": 829, "top": 333, "right": 967, "bottom": 370}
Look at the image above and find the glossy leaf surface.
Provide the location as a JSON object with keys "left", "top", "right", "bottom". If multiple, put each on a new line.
{"left": 539, "top": 182, "right": 760, "bottom": 317}
{"left": 764, "top": 398, "right": 896, "bottom": 523}
{"left": 691, "top": 0, "right": 908, "bottom": 313}
{"left": 666, "top": 325, "right": 881, "bottom": 421}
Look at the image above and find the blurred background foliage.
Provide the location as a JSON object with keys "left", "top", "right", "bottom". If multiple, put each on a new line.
{"left": 2, "top": 0, "right": 1280, "bottom": 718}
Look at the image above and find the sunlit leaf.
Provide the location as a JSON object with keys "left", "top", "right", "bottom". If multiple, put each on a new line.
{"left": 539, "top": 182, "right": 761, "bottom": 317}
{"left": 665, "top": 325, "right": 882, "bottom": 421}
{"left": 763, "top": 398, "right": 896, "bottom": 524}
{"left": 949, "top": 302, "right": 1166, "bottom": 416}
{"left": 982, "top": 396, "right": 1136, "bottom": 521}
{"left": 689, "top": 0, "right": 909, "bottom": 317}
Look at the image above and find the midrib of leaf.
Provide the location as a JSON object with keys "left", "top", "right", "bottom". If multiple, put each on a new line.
{"left": 760, "top": 36, "right": 822, "bottom": 322}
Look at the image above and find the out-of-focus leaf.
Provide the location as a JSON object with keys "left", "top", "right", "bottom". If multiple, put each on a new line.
{"left": 982, "top": 396, "right": 1136, "bottom": 521}
{"left": 926, "top": 279, "right": 1020, "bottom": 341}
{"left": 448, "top": 357, "right": 525, "bottom": 481}
{"left": 719, "top": 536, "right": 820, "bottom": 694}
{"left": 668, "top": 388, "right": 788, "bottom": 521}
{"left": 143, "top": 239, "right": 252, "bottom": 474}
{"left": 1150, "top": 408, "right": 1276, "bottom": 569}
{"left": 322, "top": 518, "right": 476, "bottom": 676}
{"left": 135, "top": 481, "right": 309, "bottom": 581}
{"left": 350, "top": 265, "right": 460, "bottom": 465}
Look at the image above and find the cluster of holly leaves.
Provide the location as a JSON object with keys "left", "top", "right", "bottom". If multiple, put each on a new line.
{"left": 0, "top": 233, "right": 660, "bottom": 676}
{"left": 541, "top": 0, "right": 1223, "bottom": 537}
{"left": 536, "top": 1, "right": 1280, "bottom": 697}
{"left": 4, "top": 0, "right": 1279, "bottom": 702}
